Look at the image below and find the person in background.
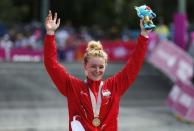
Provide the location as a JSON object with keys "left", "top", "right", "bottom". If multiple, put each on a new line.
{"left": 44, "top": 10, "right": 151, "bottom": 131}
{"left": 155, "top": 17, "right": 169, "bottom": 41}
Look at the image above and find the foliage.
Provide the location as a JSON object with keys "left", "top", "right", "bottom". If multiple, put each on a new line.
{"left": 0, "top": 0, "right": 29, "bottom": 26}
{"left": 1, "top": 0, "right": 194, "bottom": 30}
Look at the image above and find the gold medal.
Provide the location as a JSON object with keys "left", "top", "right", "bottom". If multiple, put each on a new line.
{"left": 92, "top": 117, "right": 101, "bottom": 127}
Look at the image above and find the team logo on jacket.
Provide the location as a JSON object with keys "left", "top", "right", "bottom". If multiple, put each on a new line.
{"left": 102, "top": 89, "right": 111, "bottom": 97}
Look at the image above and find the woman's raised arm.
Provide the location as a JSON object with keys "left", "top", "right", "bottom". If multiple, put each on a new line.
{"left": 44, "top": 11, "right": 72, "bottom": 97}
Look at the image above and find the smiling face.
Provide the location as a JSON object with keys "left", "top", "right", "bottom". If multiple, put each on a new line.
{"left": 84, "top": 56, "right": 106, "bottom": 81}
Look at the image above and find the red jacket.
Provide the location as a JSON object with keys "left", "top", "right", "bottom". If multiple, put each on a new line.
{"left": 44, "top": 35, "right": 148, "bottom": 131}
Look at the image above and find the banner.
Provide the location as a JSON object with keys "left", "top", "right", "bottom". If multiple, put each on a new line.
{"left": 10, "top": 48, "right": 43, "bottom": 62}
{"left": 76, "top": 40, "right": 136, "bottom": 61}
{"left": 0, "top": 48, "right": 5, "bottom": 61}
{"left": 167, "top": 81, "right": 194, "bottom": 123}
{"left": 174, "top": 13, "right": 187, "bottom": 50}
{"left": 147, "top": 40, "right": 193, "bottom": 83}
{"left": 2, "top": 40, "right": 137, "bottom": 62}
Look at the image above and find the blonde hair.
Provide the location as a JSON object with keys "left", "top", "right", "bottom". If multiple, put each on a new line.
{"left": 84, "top": 40, "right": 108, "bottom": 64}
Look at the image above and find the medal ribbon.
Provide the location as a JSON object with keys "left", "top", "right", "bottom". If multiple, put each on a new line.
{"left": 85, "top": 80, "right": 103, "bottom": 118}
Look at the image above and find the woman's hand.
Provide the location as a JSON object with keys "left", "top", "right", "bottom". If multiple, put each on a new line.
{"left": 140, "top": 19, "right": 152, "bottom": 38}
{"left": 45, "top": 10, "right": 60, "bottom": 35}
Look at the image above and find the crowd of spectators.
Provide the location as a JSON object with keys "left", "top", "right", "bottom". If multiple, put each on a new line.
{"left": 0, "top": 21, "right": 139, "bottom": 61}
{"left": 1, "top": 20, "right": 194, "bottom": 61}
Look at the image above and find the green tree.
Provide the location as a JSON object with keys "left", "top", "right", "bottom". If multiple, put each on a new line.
{"left": 0, "top": 0, "right": 29, "bottom": 26}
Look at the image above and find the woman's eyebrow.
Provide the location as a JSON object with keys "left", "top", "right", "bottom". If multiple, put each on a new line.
{"left": 92, "top": 63, "right": 104, "bottom": 66}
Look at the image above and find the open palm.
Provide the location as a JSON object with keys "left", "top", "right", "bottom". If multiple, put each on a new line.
{"left": 45, "top": 11, "right": 60, "bottom": 33}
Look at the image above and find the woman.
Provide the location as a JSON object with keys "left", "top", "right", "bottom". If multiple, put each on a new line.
{"left": 44, "top": 11, "right": 151, "bottom": 131}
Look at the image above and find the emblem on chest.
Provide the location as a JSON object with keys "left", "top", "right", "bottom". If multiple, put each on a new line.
{"left": 102, "top": 89, "right": 111, "bottom": 97}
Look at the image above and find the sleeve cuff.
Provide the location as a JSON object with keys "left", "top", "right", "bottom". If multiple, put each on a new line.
{"left": 139, "top": 34, "right": 149, "bottom": 41}
{"left": 45, "top": 34, "right": 55, "bottom": 41}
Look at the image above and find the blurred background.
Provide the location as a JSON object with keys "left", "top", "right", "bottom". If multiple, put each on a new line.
{"left": 0, "top": 0, "right": 194, "bottom": 131}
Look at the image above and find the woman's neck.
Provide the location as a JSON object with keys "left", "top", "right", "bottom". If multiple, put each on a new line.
{"left": 86, "top": 77, "right": 101, "bottom": 87}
